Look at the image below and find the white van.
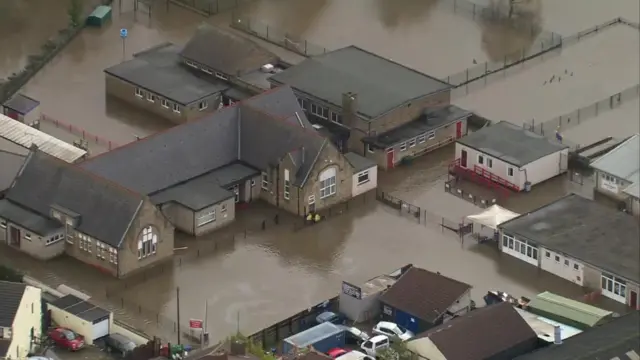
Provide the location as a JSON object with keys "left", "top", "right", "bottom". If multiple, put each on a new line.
{"left": 360, "top": 335, "right": 390, "bottom": 357}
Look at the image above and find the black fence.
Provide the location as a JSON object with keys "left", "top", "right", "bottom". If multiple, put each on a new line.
{"left": 444, "top": 179, "right": 498, "bottom": 208}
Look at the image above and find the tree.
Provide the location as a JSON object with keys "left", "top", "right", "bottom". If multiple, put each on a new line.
{"left": 377, "top": 341, "right": 415, "bottom": 360}
{"left": 68, "top": 0, "right": 83, "bottom": 28}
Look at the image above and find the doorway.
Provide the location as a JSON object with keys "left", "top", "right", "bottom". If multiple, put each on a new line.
{"left": 630, "top": 290, "right": 638, "bottom": 309}
{"left": 386, "top": 149, "right": 395, "bottom": 169}
{"left": 9, "top": 226, "right": 20, "bottom": 247}
{"left": 460, "top": 149, "right": 468, "bottom": 168}
{"left": 456, "top": 121, "right": 463, "bottom": 138}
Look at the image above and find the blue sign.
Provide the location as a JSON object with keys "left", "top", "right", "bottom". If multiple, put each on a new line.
{"left": 120, "top": 28, "right": 128, "bottom": 39}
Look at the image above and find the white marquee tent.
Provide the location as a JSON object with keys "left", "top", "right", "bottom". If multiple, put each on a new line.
{"left": 466, "top": 205, "right": 520, "bottom": 230}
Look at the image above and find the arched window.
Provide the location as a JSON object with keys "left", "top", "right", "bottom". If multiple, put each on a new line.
{"left": 138, "top": 226, "right": 158, "bottom": 259}
{"left": 319, "top": 167, "right": 337, "bottom": 199}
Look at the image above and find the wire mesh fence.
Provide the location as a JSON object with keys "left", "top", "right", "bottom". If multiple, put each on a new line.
{"left": 171, "top": 0, "right": 253, "bottom": 16}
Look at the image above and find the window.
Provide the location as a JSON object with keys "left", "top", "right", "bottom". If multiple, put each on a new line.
{"left": 427, "top": 130, "right": 436, "bottom": 140}
{"left": 357, "top": 170, "right": 370, "bottom": 185}
{"left": 409, "top": 138, "right": 416, "bottom": 148}
{"left": 478, "top": 155, "right": 484, "bottom": 165}
{"left": 284, "top": 169, "right": 291, "bottom": 200}
{"left": 251, "top": 179, "right": 256, "bottom": 187}
{"left": 545, "top": 251, "right": 550, "bottom": 258}
{"left": 196, "top": 210, "right": 216, "bottom": 227}
{"left": 199, "top": 101, "right": 208, "bottom": 111}
{"left": 96, "top": 242, "right": 107, "bottom": 260}
{"left": 185, "top": 60, "right": 197, "bottom": 68}
{"left": 564, "top": 259, "right": 570, "bottom": 266}
{"left": 507, "top": 167, "right": 514, "bottom": 177}
{"left": 399, "top": 142, "right": 407, "bottom": 151}
{"left": 202, "top": 68, "right": 213, "bottom": 75}
{"left": 0, "top": 220, "right": 5, "bottom": 229}
{"left": 417, "top": 134, "right": 426, "bottom": 143}
{"left": 146, "top": 93, "right": 155, "bottom": 103}
{"left": 601, "top": 274, "right": 626, "bottom": 300}
{"left": 25, "top": 233, "right": 31, "bottom": 241}
{"left": 487, "top": 158, "right": 493, "bottom": 168}
{"left": 138, "top": 226, "right": 158, "bottom": 259}
{"left": 221, "top": 204, "right": 227, "bottom": 213}
{"left": 215, "top": 72, "right": 229, "bottom": 80}
{"left": 310, "top": 103, "right": 328, "bottom": 119}
{"left": 367, "top": 144, "right": 375, "bottom": 154}
{"left": 555, "top": 255, "right": 560, "bottom": 262}
{"left": 331, "top": 112, "right": 342, "bottom": 123}
{"left": 503, "top": 233, "right": 537, "bottom": 260}
{"left": 319, "top": 167, "right": 337, "bottom": 199}
{"left": 573, "top": 263, "right": 579, "bottom": 270}
{"left": 46, "top": 234, "right": 64, "bottom": 246}
{"left": 261, "top": 172, "right": 269, "bottom": 190}
{"left": 161, "top": 99, "right": 170, "bottom": 109}
{"left": 230, "top": 185, "right": 239, "bottom": 203}
{"left": 297, "top": 98, "right": 308, "bottom": 110}
{"left": 109, "top": 247, "right": 118, "bottom": 264}
{"left": 135, "top": 88, "right": 143, "bottom": 98}
{"left": 66, "top": 224, "right": 74, "bottom": 244}
{"left": 78, "top": 233, "right": 92, "bottom": 253}
{"left": 172, "top": 103, "right": 181, "bottom": 114}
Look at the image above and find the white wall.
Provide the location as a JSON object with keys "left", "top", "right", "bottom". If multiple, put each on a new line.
{"left": 594, "top": 170, "right": 633, "bottom": 200}
{"left": 540, "top": 248, "right": 584, "bottom": 286}
{"left": 524, "top": 148, "right": 568, "bottom": 187}
{"left": 407, "top": 337, "right": 446, "bottom": 360}
{"left": 455, "top": 144, "right": 524, "bottom": 189}
{"left": 8, "top": 285, "right": 42, "bottom": 359}
{"left": 351, "top": 166, "right": 378, "bottom": 197}
{"left": 48, "top": 305, "right": 94, "bottom": 345}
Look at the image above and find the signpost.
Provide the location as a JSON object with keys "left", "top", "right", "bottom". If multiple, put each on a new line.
{"left": 341, "top": 281, "right": 362, "bottom": 300}
{"left": 120, "top": 28, "right": 128, "bottom": 61}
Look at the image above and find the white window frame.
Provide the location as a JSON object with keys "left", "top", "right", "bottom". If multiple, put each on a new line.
{"left": 215, "top": 72, "right": 229, "bottom": 81}
{"left": 319, "top": 168, "right": 337, "bottom": 199}
{"left": 310, "top": 103, "right": 328, "bottom": 119}
{"left": 146, "top": 93, "right": 155, "bottom": 103}
{"left": 109, "top": 247, "right": 118, "bottom": 264}
{"left": 417, "top": 134, "right": 426, "bottom": 144}
{"left": 357, "top": 170, "right": 370, "bottom": 185}
{"left": 221, "top": 204, "right": 227, "bottom": 213}
{"left": 478, "top": 154, "right": 484, "bottom": 165}
{"left": 96, "top": 241, "right": 107, "bottom": 260}
{"left": 507, "top": 167, "right": 515, "bottom": 177}
{"left": 427, "top": 130, "right": 436, "bottom": 140}
{"left": 172, "top": 103, "right": 181, "bottom": 114}
{"left": 564, "top": 259, "right": 570, "bottom": 267}
{"left": 161, "top": 99, "right": 170, "bottom": 109}
{"left": 573, "top": 263, "right": 579, "bottom": 271}
{"left": 555, "top": 255, "right": 560, "bottom": 263}
{"left": 45, "top": 234, "right": 63, "bottom": 246}
{"left": 250, "top": 179, "right": 256, "bottom": 187}
{"left": 331, "top": 112, "right": 342, "bottom": 123}
{"left": 298, "top": 98, "right": 308, "bottom": 110}
{"left": 502, "top": 234, "right": 538, "bottom": 263}
{"left": 199, "top": 101, "right": 208, "bottom": 111}
{"left": 138, "top": 226, "right": 157, "bottom": 259}
{"left": 487, "top": 157, "right": 493, "bottom": 168}
{"left": 261, "top": 172, "right": 269, "bottom": 190}
{"left": 25, "top": 233, "right": 32, "bottom": 241}
{"left": 135, "top": 88, "right": 143, "bottom": 98}
{"left": 0, "top": 219, "right": 6, "bottom": 229}
{"left": 196, "top": 210, "right": 216, "bottom": 227}
{"left": 399, "top": 142, "right": 407, "bottom": 151}
{"left": 284, "top": 169, "right": 291, "bottom": 200}
{"left": 409, "top": 138, "right": 417, "bottom": 148}
{"left": 185, "top": 60, "right": 198, "bottom": 68}
{"left": 367, "top": 144, "right": 375, "bottom": 154}
{"left": 601, "top": 274, "right": 627, "bottom": 302}
{"left": 202, "top": 68, "right": 213, "bottom": 75}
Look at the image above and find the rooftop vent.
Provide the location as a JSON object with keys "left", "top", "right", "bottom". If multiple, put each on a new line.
{"left": 312, "top": 124, "right": 324, "bottom": 130}
{"left": 261, "top": 64, "right": 275, "bottom": 73}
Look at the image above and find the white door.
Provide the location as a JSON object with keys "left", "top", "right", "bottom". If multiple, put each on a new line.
{"left": 92, "top": 319, "right": 110, "bottom": 339}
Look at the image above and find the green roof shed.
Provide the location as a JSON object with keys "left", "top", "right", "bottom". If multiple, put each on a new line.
{"left": 527, "top": 291, "right": 613, "bottom": 330}
{"left": 86, "top": 5, "right": 112, "bottom": 27}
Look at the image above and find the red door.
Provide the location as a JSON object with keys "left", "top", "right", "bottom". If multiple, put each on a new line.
{"left": 386, "top": 149, "right": 395, "bottom": 169}
{"left": 460, "top": 149, "right": 468, "bottom": 168}
{"left": 456, "top": 121, "right": 463, "bottom": 138}
{"left": 630, "top": 291, "right": 638, "bottom": 309}
{"left": 6, "top": 110, "right": 19, "bottom": 121}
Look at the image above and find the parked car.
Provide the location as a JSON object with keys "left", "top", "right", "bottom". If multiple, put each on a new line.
{"left": 327, "top": 348, "right": 349, "bottom": 358}
{"left": 360, "top": 335, "right": 390, "bottom": 357}
{"left": 316, "top": 311, "right": 345, "bottom": 325}
{"left": 48, "top": 327, "right": 85, "bottom": 351}
{"left": 372, "top": 321, "right": 414, "bottom": 342}
{"left": 105, "top": 333, "right": 136, "bottom": 357}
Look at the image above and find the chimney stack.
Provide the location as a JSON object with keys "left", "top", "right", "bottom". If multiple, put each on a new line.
{"left": 553, "top": 325, "right": 562, "bottom": 345}
{"left": 341, "top": 92, "right": 358, "bottom": 127}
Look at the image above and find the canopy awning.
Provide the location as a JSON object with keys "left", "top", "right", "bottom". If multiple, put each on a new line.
{"left": 466, "top": 205, "right": 520, "bottom": 230}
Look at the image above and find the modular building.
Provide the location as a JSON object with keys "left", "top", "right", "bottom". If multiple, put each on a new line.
{"left": 282, "top": 322, "right": 345, "bottom": 355}
{"left": 47, "top": 294, "right": 113, "bottom": 344}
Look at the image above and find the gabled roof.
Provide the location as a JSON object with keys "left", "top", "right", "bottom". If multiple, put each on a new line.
{"left": 81, "top": 86, "right": 327, "bottom": 195}
{"left": 379, "top": 267, "right": 471, "bottom": 322}
{"left": 6, "top": 151, "right": 144, "bottom": 247}
{"left": 180, "top": 24, "right": 279, "bottom": 76}
{"left": 457, "top": 121, "right": 567, "bottom": 167}
{"left": 515, "top": 311, "right": 640, "bottom": 360}
{"left": 0, "top": 281, "right": 27, "bottom": 327}
{"left": 499, "top": 194, "right": 640, "bottom": 283}
{"left": 269, "top": 45, "right": 452, "bottom": 120}
{"left": 408, "top": 303, "right": 537, "bottom": 360}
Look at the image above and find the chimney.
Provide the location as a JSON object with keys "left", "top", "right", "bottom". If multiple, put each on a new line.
{"left": 553, "top": 325, "right": 562, "bottom": 345}
{"left": 341, "top": 92, "right": 358, "bottom": 127}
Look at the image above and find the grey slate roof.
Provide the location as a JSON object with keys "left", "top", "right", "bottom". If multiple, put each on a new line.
{"left": 457, "top": 121, "right": 568, "bottom": 167}
{"left": 0, "top": 281, "right": 26, "bottom": 327}
{"left": 81, "top": 86, "right": 327, "bottom": 194}
{"left": 344, "top": 152, "right": 376, "bottom": 172}
{"left": 500, "top": 194, "right": 640, "bottom": 283}
{"left": 151, "top": 163, "right": 259, "bottom": 210}
{"left": 0, "top": 199, "right": 62, "bottom": 235}
{"left": 6, "top": 151, "right": 144, "bottom": 248}
{"left": 50, "top": 295, "right": 110, "bottom": 323}
{"left": 180, "top": 24, "right": 279, "bottom": 76}
{"left": 3, "top": 93, "right": 40, "bottom": 115}
{"left": 0, "top": 150, "right": 26, "bottom": 192}
{"left": 269, "top": 45, "right": 452, "bottom": 119}
{"left": 105, "top": 42, "right": 229, "bottom": 105}
{"left": 364, "top": 105, "right": 471, "bottom": 147}
{"left": 515, "top": 311, "right": 640, "bottom": 360}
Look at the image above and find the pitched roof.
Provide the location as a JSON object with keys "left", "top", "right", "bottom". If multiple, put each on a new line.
{"left": 457, "top": 121, "right": 568, "bottom": 167}
{"left": 6, "top": 151, "right": 144, "bottom": 247}
{"left": 180, "top": 24, "right": 279, "bottom": 76}
{"left": 105, "top": 42, "right": 229, "bottom": 105}
{"left": 0, "top": 150, "right": 26, "bottom": 192}
{"left": 499, "top": 194, "right": 640, "bottom": 283}
{"left": 81, "top": 86, "right": 327, "bottom": 195}
{"left": 527, "top": 292, "right": 612, "bottom": 328}
{"left": 269, "top": 45, "right": 452, "bottom": 120}
{"left": 591, "top": 134, "right": 639, "bottom": 182}
{"left": 0, "top": 199, "right": 62, "bottom": 235}
{"left": 515, "top": 311, "right": 640, "bottom": 360}
{"left": 3, "top": 93, "right": 40, "bottom": 115}
{"left": 344, "top": 152, "right": 376, "bottom": 172}
{"left": 0, "top": 281, "right": 26, "bottom": 327}
{"left": 379, "top": 267, "right": 471, "bottom": 322}
{"left": 408, "top": 303, "right": 537, "bottom": 360}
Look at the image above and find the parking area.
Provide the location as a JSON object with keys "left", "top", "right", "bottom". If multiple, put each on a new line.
{"left": 41, "top": 346, "right": 116, "bottom": 360}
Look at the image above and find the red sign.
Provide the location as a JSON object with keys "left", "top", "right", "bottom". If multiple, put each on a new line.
{"left": 189, "top": 319, "right": 203, "bottom": 329}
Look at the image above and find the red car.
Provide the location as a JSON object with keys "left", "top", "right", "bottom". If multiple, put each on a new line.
{"left": 327, "top": 348, "right": 349, "bottom": 358}
{"left": 48, "top": 327, "right": 85, "bottom": 351}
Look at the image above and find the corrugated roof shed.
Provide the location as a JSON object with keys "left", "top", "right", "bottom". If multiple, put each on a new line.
{"left": 0, "top": 114, "right": 86, "bottom": 163}
{"left": 527, "top": 292, "right": 612, "bottom": 329}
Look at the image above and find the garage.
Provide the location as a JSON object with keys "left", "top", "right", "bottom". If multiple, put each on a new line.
{"left": 48, "top": 294, "right": 113, "bottom": 344}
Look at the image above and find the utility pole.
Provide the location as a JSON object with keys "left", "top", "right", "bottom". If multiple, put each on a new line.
{"left": 176, "top": 287, "right": 181, "bottom": 345}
